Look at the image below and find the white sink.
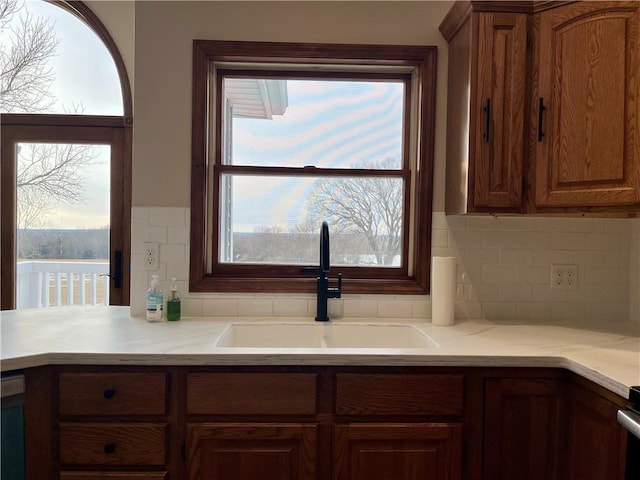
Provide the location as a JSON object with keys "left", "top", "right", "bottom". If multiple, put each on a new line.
{"left": 214, "top": 323, "right": 437, "bottom": 349}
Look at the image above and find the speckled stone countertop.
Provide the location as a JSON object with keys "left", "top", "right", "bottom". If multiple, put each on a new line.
{"left": 1, "top": 306, "right": 638, "bottom": 398}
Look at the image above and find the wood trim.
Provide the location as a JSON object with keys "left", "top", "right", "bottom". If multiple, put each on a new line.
{"left": 24, "top": 367, "right": 55, "bottom": 480}
{"left": 190, "top": 41, "right": 436, "bottom": 295}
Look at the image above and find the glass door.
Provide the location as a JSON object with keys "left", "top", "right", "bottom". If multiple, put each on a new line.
{"left": 1, "top": 119, "right": 130, "bottom": 309}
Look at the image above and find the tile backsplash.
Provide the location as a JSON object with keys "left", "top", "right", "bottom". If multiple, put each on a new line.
{"left": 131, "top": 207, "right": 639, "bottom": 323}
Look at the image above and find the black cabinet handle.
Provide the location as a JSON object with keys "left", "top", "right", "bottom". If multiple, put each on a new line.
{"left": 103, "top": 443, "right": 115, "bottom": 454}
{"left": 483, "top": 98, "right": 491, "bottom": 142}
{"left": 103, "top": 388, "right": 116, "bottom": 399}
{"left": 538, "top": 98, "right": 546, "bottom": 142}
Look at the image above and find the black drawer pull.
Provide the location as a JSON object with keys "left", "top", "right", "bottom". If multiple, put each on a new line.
{"left": 103, "top": 442, "right": 115, "bottom": 454}
{"left": 538, "top": 97, "right": 546, "bottom": 142}
{"left": 103, "top": 388, "right": 116, "bottom": 399}
{"left": 483, "top": 98, "right": 491, "bottom": 142}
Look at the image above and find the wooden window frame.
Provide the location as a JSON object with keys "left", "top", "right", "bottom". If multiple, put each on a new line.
{"left": 190, "top": 40, "right": 437, "bottom": 295}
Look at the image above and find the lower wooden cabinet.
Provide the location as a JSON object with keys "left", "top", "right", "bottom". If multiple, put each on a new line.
{"left": 23, "top": 366, "right": 628, "bottom": 480}
{"left": 334, "top": 423, "right": 462, "bottom": 480}
{"left": 483, "top": 378, "right": 564, "bottom": 480}
{"left": 186, "top": 423, "right": 317, "bottom": 480}
{"left": 564, "top": 382, "right": 627, "bottom": 480}
{"left": 60, "top": 474, "right": 168, "bottom": 479}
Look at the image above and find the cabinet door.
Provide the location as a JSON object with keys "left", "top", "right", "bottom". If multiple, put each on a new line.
{"left": 563, "top": 384, "right": 627, "bottom": 480}
{"left": 534, "top": 1, "right": 640, "bottom": 208}
{"left": 186, "top": 423, "right": 316, "bottom": 480}
{"left": 483, "top": 378, "right": 563, "bottom": 480}
{"left": 334, "top": 423, "right": 462, "bottom": 480}
{"left": 472, "top": 13, "right": 527, "bottom": 209}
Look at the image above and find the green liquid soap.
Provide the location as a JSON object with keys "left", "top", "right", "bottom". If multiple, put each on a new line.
{"left": 166, "top": 277, "right": 181, "bottom": 321}
{"left": 167, "top": 299, "right": 181, "bottom": 321}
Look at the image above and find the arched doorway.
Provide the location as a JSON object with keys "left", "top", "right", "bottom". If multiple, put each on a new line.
{"left": 1, "top": 0, "right": 132, "bottom": 308}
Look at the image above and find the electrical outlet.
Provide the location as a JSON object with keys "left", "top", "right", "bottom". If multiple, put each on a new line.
{"left": 551, "top": 264, "right": 578, "bottom": 290}
{"left": 143, "top": 242, "right": 159, "bottom": 270}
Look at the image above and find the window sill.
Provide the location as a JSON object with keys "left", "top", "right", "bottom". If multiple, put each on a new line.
{"left": 189, "top": 275, "right": 428, "bottom": 295}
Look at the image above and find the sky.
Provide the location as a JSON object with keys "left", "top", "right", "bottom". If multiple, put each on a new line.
{"left": 229, "top": 79, "right": 404, "bottom": 232}
{"left": 6, "top": 0, "right": 122, "bottom": 229}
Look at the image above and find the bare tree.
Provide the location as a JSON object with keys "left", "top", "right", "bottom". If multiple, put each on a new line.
{"left": 1, "top": 0, "right": 58, "bottom": 112}
{"left": 306, "top": 158, "right": 403, "bottom": 265}
{"left": 16, "top": 143, "right": 99, "bottom": 228}
{"left": 1, "top": 0, "right": 101, "bottom": 229}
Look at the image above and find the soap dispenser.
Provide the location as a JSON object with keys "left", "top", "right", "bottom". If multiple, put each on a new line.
{"left": 166, "top": 277, "right": 181, "bottom": 321}
{"left": 146, "top": 275, "right": 163, "bottom": 322}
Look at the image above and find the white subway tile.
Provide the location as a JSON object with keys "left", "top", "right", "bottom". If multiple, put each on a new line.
{"left": 569, "top": 218, "right": 604, "bottom": 232}
{"left": 464, "top": 248, "right": 500, "bottom": 265}
{"left": 532, "top": 284, "right": 568, "bottom": 302}
{"left": 518, "top": 266, "right": 550, "bottom": 285}
{"left": 431, "top": 212, "right": 448, "bottom": 229}
{"left": 445, "top": 215, "right": 467, "bottom": 230}
{"left": 328, "top": 299, "right": 344, "bottom": 319}
{"left": 273, "top": 298, "right": 310, "bottom": 317}
{"left": 471, "top": 284, "right": 500, "bottom": 302}
{"left": 377, "top": 300, "right": 413, "bottom": 318}
{"left": 499, "top": 284, "right": 532, "bottom": 302}
{"left": 499, "top": 217, "right": 534, "bottom": 231}
{"left": 584, "top": 303, "right": 625, "bottom": 322}
{"left": 603, "top": 218, "right": 632, "bottom": 232}
{"left": 466, "top": 216, "right": 498, "bottom": 230}
{"left": 412, "top": 299, "right": 431, "bottom": 318}
{"left": 168, "top": 226, "right": 189, "bottom": 245}
{"left": 450, "top": 230, "right": 483, "bottom": 248}
{"left": 160, "top": 244, "right": 185, "bottom": 263}
{"left": 343, "top": 299, "right": 378, "bottom": 318}
{"left": 237, "top": 298, "right": 274, "bottom": 317}
{"left": 483, "top": 231, "right": 518, "bottom": 248}
{"left": 149, "top": 207, "right": 187, "bottom": 227}
{"left": 551, "top": 233, "right": 586, "bottom": 250}
{"left": 131, "top": 207, "right": 149, "bottom": 219}
{"left": 165, "top": 261, "right": 189, "bottom": 281}
{"left": 482, "top": 302, "right": 517, "bottom": 321}
{"left": 516, "top": 303, "right": 549, "bottom": 322}
{"left": 148, "top": 226, "right": 168, "bottom": 244}
{"left": 549, "top": 302, "right": 585, "bottom": 322}
{"left": 567, "top": 250, "right": 603, "bottom": 266}
{"left": 534, "top": 217, "right": 571, "bottom": 231}
{"left": 455, "top": 301, "right": 482, "bottom": 319}
{"left": 431, "top": 229, "right": 448, "bottom": 247}
{"left": 203, "top": 298, "right": 239, "bottom": 316}
{"left": 182, "top": 298, "right": 203, "bottom": 316}
{"left": 500, "top": 249, "right": 533, "bottom": 266}
{"left": 482, "top": 266, "right": 518, "bottom": 284}
{"left": 533, "top": 249, "right": 569, "bottom": 266}
{"left": 585, "top": 232, "right": 621, "bottom": 250}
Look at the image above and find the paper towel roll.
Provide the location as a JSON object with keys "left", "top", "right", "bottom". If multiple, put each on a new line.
{"left": 432, "top": 256, "right": 456, "bottom": 326}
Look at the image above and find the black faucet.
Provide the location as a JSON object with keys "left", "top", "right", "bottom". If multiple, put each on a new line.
{"left": 315, "top": 221, "right": 342, "bottom": 322}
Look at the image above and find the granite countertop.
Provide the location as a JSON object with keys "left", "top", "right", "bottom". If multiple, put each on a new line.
{"left": 1, "top": 306, "right": 638, "bottom": 398}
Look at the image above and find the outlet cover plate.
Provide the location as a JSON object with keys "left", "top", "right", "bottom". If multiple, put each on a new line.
{"left": 143, "top": 242, "right": 159, "bottom": 270}
{"left": 551, "top": 264, "right": 577, "bottom": 290}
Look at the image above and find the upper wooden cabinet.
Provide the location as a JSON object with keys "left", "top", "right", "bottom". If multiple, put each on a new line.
{"left": 440, "top": 1, "right": 640, "bottom": 214}
{"left": 533, "top": 1, "right": 640, "bottom": 208}
{"left": 442, "top": 6, "right": 528, "bottom": 213}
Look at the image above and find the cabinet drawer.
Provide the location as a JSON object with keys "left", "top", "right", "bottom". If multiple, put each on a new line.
{"left": 59, "top": 423, "right": 167, "bottom": 466}
{"left": 59, "top": 373, "right": 167, "bottom": 416}
{"left": 187, "top": 373, "right": 317, "bottom": 415}
{"left": 335, "top": 374, "right": 464, "bottom": 416}
{"left": 60, "top": 474, "right": 168, "bottom": 480}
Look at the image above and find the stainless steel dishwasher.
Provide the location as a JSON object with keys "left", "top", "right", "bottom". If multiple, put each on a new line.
{"left": 618, "top": 386, "right": 640, "bottom": 480}
{"left": 1, "top": 374, "right": 25, "bottom": 480}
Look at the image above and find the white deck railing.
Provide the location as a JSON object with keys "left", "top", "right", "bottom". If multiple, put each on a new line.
{"left": 16, "top": 261, "right": 109, "bottom": 309}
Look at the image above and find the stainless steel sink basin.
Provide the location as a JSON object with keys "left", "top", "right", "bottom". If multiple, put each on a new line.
{"left": 214, "top": 323, "right": 437, "bottom": 349}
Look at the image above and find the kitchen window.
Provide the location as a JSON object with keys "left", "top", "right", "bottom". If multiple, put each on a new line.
{"left": 190, "top": 41, "right": 436, "bottom": 294}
